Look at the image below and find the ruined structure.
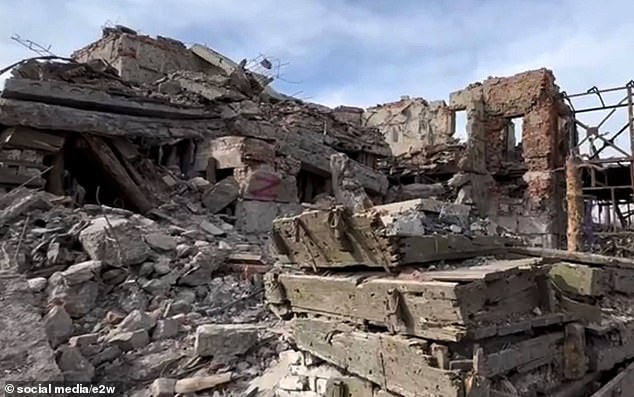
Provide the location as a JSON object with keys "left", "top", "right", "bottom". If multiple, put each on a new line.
{"left": 1, "top": 25, "right": 634, "bottom": 397}
{"left": 365, "top": 97, "right": 456, "bottom": 156}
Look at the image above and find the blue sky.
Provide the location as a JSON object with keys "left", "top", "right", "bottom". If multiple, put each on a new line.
{"left": 0, "top": 0, "right": 632, "bottom": 112}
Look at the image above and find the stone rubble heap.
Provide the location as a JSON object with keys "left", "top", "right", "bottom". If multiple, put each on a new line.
{"left": 0, "top": 187, "right": 291, "bottom": 396}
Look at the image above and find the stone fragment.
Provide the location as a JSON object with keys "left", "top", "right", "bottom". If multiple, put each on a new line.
{"left": 164, "top": 300, "right": 192, "bottom": 316}
{"left": 107, "top": 330, "right": 149, "bottom": 351}
{"left": 44, "top": 305, "right": 73, "bottom": 348}
{"left": 27, "top": 277, "right": 47, "bottom": 292}
{"left": 47, "top": 276, "right": 99, "bottom": 318}
{"left": 79, "top": 217, "right": 150, "bottom": 266}
{"left": 200, "top": 220, "right": 226, "bottom": 236}
{"left": 178, "top": 247, "right": 228, "bottom": 286}
{"left": 175, "top": 244, "right": 194, "bottom": 258}
{"left": 194, "top": 324, "right": 260, "bottom": 358}
{"left": 101, "top": 268, "right": 127, "bottom": 285}
{"left": 151, "top": 378, "right": 177, "bottom": 397}
{"left": 56, "top": 345, "right": 95, "bottom": 382}
{"left": 153, "top": 258, "right": 172, "bottom": 276}
{"left": 104, "top": 309, "right": 127, "bottom": 325}
{"left": 139, "top": 262, "right": 155, "bottom": 277}
{"left": 278, "top": 375, "right": 308, "bottom": 391}
{"left": 47, "top": 242, "right": 73, "bottom": 266}
{"left": 201, "top": 177, "right": 239, "bottom": 213}
{"left": 145, "top": 233, "right": 177, "bottom": 252}
{"left": 117, "top": 310, "right": 156, "bottom": 333}
{"left": 69, "top": 333, "right": 99, "bottom": 346}
{"left": 152, "top": 318, "right": 180, "bottom": 340}
{"left": 90, "top": 345, "right": 121, "bottom": 366}
{"left": 60, "top": 261, "right": 102, "bottom": 285}
{"left": 189, "top": 177, "right": 212, "bottom": 192}
{"left": 142, "top": 278, "right": 171, "bottom": 296}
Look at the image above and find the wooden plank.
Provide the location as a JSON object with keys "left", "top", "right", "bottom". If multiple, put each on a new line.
{"left": 294, "top": 317, "right": 464, "bottom": 397}
{"left": 563, "top": 323, "right": 587, "bottom": 380}
{"left": 83, "top": 135, "right": 154, "bottom": 213}
{"left": 475, "top": 332, "right": 564, "bottom": 377}
{"left": 2, "top": 78, "right": 219, "bottom": 119}
{"left": 426, "top": 258, "right": 543, "bottom": 282}
{"left": 1, "top": 126, "right": 65, "bottom": 152}
{"left": 590, "top": 360, "right": 634, "bottom": 397}
{"left": 269, "top": 270, "right": 558, "bottom": 342}
{"left": 510, "top": 246, "right": 634, "bottom": 269}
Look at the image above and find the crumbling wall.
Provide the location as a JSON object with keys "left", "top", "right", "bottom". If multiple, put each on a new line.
{"left": 450, "top": 69, "right": 569, "bottom": 247}
{"left": 364, "top": 98, "right": 454, "bottom": 156}
{"left": 72, "top": 29, "right": 224, "bottom": 85}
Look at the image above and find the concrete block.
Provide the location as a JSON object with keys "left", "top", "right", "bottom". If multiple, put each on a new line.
{"left": 79, "top": 217, "right": 150, "bottom": 266}
{"left": 201, "top": 176, "right": 239, "bottom": 213}
{"left": 194, "top": 323, "right": 260, "bottom": 358}
{"left": 236, "top": 200, "right": 279, "bottom": 234}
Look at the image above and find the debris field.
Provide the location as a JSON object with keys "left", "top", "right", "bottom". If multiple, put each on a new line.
{"left": 1, "top": 25, "right": 633, "bottom": 397}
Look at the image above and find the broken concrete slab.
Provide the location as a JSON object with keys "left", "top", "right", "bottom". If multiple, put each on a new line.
{"left": 200, "top": 176, "right": 239, "bottom": 213}
{"left": 194, "top": 323, "right": 261, "bottom": 358}
{"left": 60, "top": 260, "right": 102, "bottom": 285}
{"left": 79, "top": 217, "right": 150, "bottom": 266}
{"left": 144, "top": 232, "right": 177, "bottom": 252}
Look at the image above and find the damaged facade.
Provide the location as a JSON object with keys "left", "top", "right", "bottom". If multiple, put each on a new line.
{"left": 0, "top": 25, "right": 632, "bottom": 397}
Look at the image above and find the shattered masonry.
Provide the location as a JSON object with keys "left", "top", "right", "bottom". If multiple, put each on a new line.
{"left": 1, "top": 25, "right": 632, "bottom": 397}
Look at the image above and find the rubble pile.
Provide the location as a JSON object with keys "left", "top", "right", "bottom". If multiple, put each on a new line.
{"left": 262, "top": 198, "right": 634, "bottom": 396}
{"left": 1, "top": 24, "right": 633, "bottom": 397}
{"left": 0, "top": 188, "right": 291, "bottom": 395}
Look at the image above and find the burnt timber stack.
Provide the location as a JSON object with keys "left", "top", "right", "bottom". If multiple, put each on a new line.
{"left": 265, "top": 199, "right": 634, "bottom": 397}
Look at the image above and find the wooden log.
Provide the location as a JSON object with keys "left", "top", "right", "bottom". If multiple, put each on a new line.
{"left": 510, "top": 246, "right": 634, "bottom": 269}
{"left": 83, "top": 135, "right": 154, "bottom": 213}
{"left": 563, "top": 323, "right": 587, "bottom": 380}
{"left": 294, "top": 317, "right": 464, "bottom": 397}
{"left": 566, "top": 156, "right": 583, "bottom": 252}
{"left": 590, "top": 360, "right": 634, "bottom": 397}
{"left": 2, "top": 78, "right": 220, "bottom": 119}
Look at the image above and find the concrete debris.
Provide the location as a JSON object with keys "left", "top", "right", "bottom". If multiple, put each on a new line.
{"left": 43, "top": 305, "right": 74, "bottom": 348}
{"left": 195, "top": 323, "right": 261, "bottom": 359}
{"left": 0, "top": 26, "right": 629, "bottom": 397}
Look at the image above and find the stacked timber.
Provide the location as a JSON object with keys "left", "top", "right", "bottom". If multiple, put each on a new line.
{"left": 265, "top": 200, "right": 634, "bottom": 397}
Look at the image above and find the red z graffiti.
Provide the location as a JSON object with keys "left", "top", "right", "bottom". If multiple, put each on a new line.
{"left": 247, "top": 173, "right": 281, "bottom": 200}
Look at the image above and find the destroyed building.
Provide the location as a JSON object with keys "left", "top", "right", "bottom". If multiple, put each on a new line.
{"left": 1, "top": 24, "right": 634, "bottom": 397}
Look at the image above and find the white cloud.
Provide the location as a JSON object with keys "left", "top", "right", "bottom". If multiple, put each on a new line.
{"left": 1, "top": 0, "right": 633, "bottom": 113}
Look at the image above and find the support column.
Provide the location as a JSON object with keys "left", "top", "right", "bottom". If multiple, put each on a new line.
{"left": 566, "top": 156, "right": 583, "bottom": 252}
